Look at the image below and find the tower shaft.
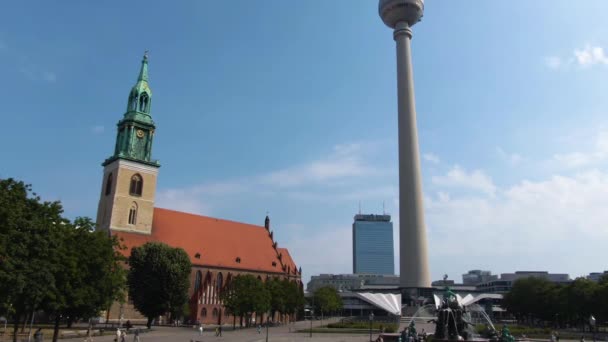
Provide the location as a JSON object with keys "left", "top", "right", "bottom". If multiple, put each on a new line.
{"left": 394, "top": 21, "right": 430, "bottom": 288}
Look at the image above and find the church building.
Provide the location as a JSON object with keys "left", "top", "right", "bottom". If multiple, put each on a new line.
{"left": 96, "top": 53, "right": 302, "bottom": 325}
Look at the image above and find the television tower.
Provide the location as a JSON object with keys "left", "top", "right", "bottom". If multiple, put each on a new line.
{"left": 378, "top": 0, "right": 431, "bottom": 289}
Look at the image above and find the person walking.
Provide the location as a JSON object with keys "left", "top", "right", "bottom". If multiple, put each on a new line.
{"left": 133, "top": 328, "right": 140, "bottom": 342}
{"left": 115, "top": 328, "right": 121, "bottom": 342}
{"left": 198, "top": 324, "right": 203, "bottom": 336}
{"left": 33, "top": 328, "right": 43, "bottom": 342}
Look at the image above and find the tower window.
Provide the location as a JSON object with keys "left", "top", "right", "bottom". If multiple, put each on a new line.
{"left": 105, "top": 173, "right": 113, "bottom": 196}
{"left": 130, "top": 174, "right": 143, "bottom": 196}
{"left": 139, "top": 93, "right": 149, "bottom": 113}
{"left": 128, "top": 203, "right": 138, "bottom": 225}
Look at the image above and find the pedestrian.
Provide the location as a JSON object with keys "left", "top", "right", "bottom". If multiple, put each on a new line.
{"left": 34, "top": 328, "right": 43, "bottom": 342}
{"left": 215, "top": 327, "right": 219, "bottom": 337}
{"left": 198, "top": 325, "right": 203, "bottom": 335}
{"left": 115, "top": 328, "right": 121, "bottom": 342}
{"left": 120, "top": 331, "right": 126, "bottom": 342}
{"left": 133, "top": 328, "right": 140, "bottom": 342}
{"left": 556, "top": 331, "right": 560, "bottom": 342}
{"left": 581, "top": 336, "right": 586, "bottom": 342}
{"left": 218, "top": 325, "right": 222, "bottom": 337}
{"left": 257, "top": 325, "right": 261, "bottom": 334}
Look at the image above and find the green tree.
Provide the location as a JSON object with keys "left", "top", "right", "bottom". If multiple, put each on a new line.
{"left": 221, "top": 275, "right": 269, "bottom": 327}
{"left": 0, "top": 178, "right": 65, "bottom": 342}
{"left": 47, "top": 217, "right": 126, "bottom": 342}
{"left": 313, "top": 286, "right": 342, "bottom": 324}
{"left": 127, "top": 242, "right": 191, "bottom": 328}
{"left": 266, "top": 278, "right": 286, "bottom": 320}
{"left": 282, "top": 279, "right": 304, "bottom": 320}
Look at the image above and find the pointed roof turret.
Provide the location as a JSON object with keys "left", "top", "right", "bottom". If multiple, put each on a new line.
{"left": 130, "top": 51, "right": 152, "bottom": 100}
{"left": 138, "top": 51, "right": 149, "bottom": 82}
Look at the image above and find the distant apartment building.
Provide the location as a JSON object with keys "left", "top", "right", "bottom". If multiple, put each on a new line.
{"left": 586, "top": 271, "right": 608, "bottom": 282}
{"left": 307, "top": 273, "right": 400, "bottom": 293}
{"left": 462, "top": 270, "right": 498, "bottom": 285}
{"left": 352, "top": 214, "right": 394, "bottom": 275}
{"left": 476, "top": 271, "right": 571, "bottom": 293}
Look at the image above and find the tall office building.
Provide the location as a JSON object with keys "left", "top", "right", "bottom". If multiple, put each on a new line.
{"left": 352, "top": 214, "right": 394, "bottom": 275}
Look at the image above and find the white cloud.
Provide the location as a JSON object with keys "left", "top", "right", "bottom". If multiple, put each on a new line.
{"left": 423, "top": 153, "right": 440, "bottom": 164}
{"left": 42, "top": 71, "right": 56, "bottom": 82}
{"left": 432, "top": 165, "right": 497, "bottom": 196}
{"left": 92, "top": 125, "right": 105, "bottom": 134}
{"left": 18, "top": 65, "right": 57, "bottom": 83}
{"left": 258, "top": 142, "right": 383, "bottom": 187}
{"left": 155, "top": 188, "right": 213, "bottom": 216}
{"left": 552, "top": 130, "right": 608, "bottom": 168}
{"left": 574, "top": 45, "right": 608, "bottom": 66}
{"left": 545, "top": 56, "right": 563, "bottom": 69}
{"left": 426, "top": 170, "right": 608, "bottom": 277}
{"left": 285, "top": 226, "right": 353, "bottom": 283}
{"left": 496, "top": 147, "right": 523, "bottom": 166}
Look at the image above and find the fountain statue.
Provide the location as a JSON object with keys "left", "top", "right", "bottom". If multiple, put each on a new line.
{"left": 429, "top": 287, "right": 475, "bottom": 341}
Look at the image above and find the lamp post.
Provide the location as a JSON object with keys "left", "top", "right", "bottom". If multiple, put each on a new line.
{"left": 309, "top": 309, "right": 313, "bottom": 338}
{"left": 266, "top": 311, "right": 270, "bottom": 342}
{"left": 369, "top": 312, "right": 375, "bottom": 342}
{"left": 589, "top": 315, "right": 596, "bottom": 342}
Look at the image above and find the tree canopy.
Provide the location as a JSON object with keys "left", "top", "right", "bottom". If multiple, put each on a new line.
{"left": 127, "top": 242, "right": 192, "bottom": 328}
{"left": 0, "top": 178, "right": 126, "bottom": 342}
{"left": 313, "top": 286, "right": 343, "bottom": 317}
{"left": 503, "top": 276, "right": 608, "bottom": 328}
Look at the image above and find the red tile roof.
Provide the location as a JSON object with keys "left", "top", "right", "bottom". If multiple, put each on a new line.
{"left": 277, "top": 247, "right": 298, "bottom": 275}
{"left": 113, "top": 207, "right": 297, "bottom": 274}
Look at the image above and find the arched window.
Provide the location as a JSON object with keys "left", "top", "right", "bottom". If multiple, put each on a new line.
{"left": 128, "top": 203, "right": 138, "bottom": 225}
{"left": 201, "top": 308, "right": 207, "bottom": 317}
{"left": 105, "top": 173, "right": 113, "bottom": 196}
{"left": 194, "top": 271, "right": 202, "bottom": 292}
{"left": 217, "top": 272, "right": 223, "bottom": 292}
{"left": 139, "top": 93, "right": 149, "bottom": 113}
{"left": 130, "top": 174, "right": 143, "bottom": 196}
{"left": 212, "top": 308, "right": 218, "bottom": 318}
{"left": 129, "top": 93, "right": 138, "bottom": 111}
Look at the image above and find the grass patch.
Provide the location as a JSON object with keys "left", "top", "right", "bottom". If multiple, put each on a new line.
{"left": 326, "top": 322, "right": 398, "bottom": 333}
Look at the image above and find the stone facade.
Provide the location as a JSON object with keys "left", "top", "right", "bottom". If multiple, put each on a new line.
{"left": 97, "top": 159, "right": 158, "bottom": 234}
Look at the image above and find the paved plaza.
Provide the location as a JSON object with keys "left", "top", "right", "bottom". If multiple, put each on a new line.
{"left": 83, "top": 319, "right": 388, "bottom": 342}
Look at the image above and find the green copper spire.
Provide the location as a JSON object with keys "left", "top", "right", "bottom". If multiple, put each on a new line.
{"left": 137, "top": 51, "right": 149, "bottom": 82}
{"left": 103, "top": 52, "right": 159, "bottom": 167}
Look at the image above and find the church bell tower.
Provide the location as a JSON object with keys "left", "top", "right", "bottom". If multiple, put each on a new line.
{"left": 96, "top": 52, "right": 160, "bottom": 235}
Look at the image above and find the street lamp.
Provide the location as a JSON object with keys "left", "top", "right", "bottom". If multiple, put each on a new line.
{"left": 369, "top": 312, "right": 375, "bottom": 342}
{"left": 309, "top": 309, "right": 313, "bottom": 338}
{"left": 589, "top": 315, "right": 596, "bottom": 342}
{"left": 266, "top": 311, "right": 270, "bottom": 342}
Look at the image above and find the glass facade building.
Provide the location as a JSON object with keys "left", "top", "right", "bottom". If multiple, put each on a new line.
{"left": 352, "top": 214, "right": 394, "bottom": 275}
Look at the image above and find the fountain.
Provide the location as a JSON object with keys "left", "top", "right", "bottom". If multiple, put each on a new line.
{"left": 402, "top": 287, "right": 516, "bottom": 342}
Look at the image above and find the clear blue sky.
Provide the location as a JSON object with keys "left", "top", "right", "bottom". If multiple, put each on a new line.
{"left": 3, "top": 1, "right": 608, "bottom": 284}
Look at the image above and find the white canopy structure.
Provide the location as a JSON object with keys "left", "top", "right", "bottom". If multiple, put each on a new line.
{"left": 356, "top": 293, "right": 402, "bottom": 315}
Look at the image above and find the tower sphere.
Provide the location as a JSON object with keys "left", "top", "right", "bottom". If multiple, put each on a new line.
{"left": 378, "top": 0, "right": 424, "bottom": 29}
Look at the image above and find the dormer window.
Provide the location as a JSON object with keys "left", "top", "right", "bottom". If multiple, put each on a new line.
{"left": 194, "top": 253, "right": 201, "bottom": 259}
{"left": 235, "top": 257, "right": 241, "bottom": 263}
{"left": 272, "top": 262, "right": 277, "bottom": 267}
